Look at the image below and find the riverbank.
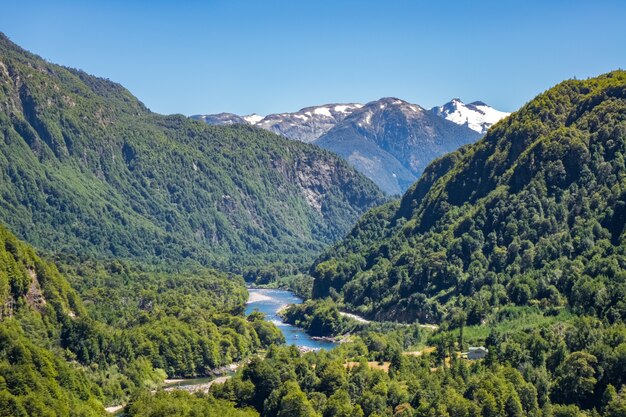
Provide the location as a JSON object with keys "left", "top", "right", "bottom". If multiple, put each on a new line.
{"left": 245, "top": 273, "right": 313, "bottom": 300}
{"left": 104, "top": 362, "right": 241, "bottom": 414}
{"left": 246, "top": 290, "right": 272, "bottom": 303}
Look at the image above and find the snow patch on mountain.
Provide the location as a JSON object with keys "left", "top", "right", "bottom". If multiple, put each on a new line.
{"left": 314, "top": 107, "right": 332, "bottom": 117}
{"left": 334, "top": 104, "right": 362, "bottom": 113}
{"left": 250, "top": 103, "right": 364, "bottom": 143}
{"left": 431, "top": 99, "right": 509, "bottom": 134}
{"left": 243, "top": 114, "right": 264, "bottom": 125}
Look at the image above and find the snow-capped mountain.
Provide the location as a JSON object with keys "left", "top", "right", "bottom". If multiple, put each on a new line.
{"left": 314, "top": 98, "right": 481, "bottom": 195}
{"left": 253, "top": 103, "right": 363, "bottom": 143}
{"left": 191, "top": 98, "right": 505, "bottom": 194}
{"left": 431, "top": 99, "right": 509, "bottom": 134}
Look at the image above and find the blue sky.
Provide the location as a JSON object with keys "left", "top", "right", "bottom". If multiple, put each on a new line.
{"left": 1, "top": 1, "right": 624, "bottom": 116}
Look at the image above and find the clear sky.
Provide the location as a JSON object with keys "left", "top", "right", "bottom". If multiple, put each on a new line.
{"left": 1, "top": 0, "right": 624, "bottom": 116}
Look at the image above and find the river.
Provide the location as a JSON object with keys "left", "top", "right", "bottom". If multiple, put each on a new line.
{"left": 246, "top": 288, "right": 337, "bottom": 351}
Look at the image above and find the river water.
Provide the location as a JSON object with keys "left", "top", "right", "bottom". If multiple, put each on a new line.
{"left": 246, "top": 288, "right": 337, "bottom": 351}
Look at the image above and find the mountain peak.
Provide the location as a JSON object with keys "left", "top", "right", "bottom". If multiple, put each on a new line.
{"left": 314, "top": 97, "right": 481, "bottom": 194}
{"left": 359, "top": 97, "right": 425, "bottom": 115}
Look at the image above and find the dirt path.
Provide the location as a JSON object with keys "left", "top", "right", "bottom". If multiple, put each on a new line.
{"left": 403, "top": 346, "right": 436, "bottom": 357}
{"left": 104, "top": 405, "right": 124, "bottom": 414}
{"left": 339, "top": 311, "right": 371, "bottom": 324}
{"left": 339, "top": 311, "right": 440, "bottom": 330}
{"left": 164, "top": 375, "right": 231, "bottom": 393}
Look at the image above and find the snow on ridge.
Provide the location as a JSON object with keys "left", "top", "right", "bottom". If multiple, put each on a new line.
{"left": 313, "top": 107, "right": 332, "bottom": 117}
{"left": 243, "top": 114, "right": 264, "bottom": 125}
{"left": 334, "top": 104, "right": 362, "bottom": 113}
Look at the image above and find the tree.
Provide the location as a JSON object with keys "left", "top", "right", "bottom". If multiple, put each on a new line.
{"left": 604, "top": 386, "right": 626, "bottom": 417}
{"left": 475, "top": 388, "right": 499, "bottom": 417}
{"left": 0, "top": 391, "right": 27, "bottom": 417}
{"left": 505, "top": 393, "right": 524, "bottom": 417}
{"left": 318, "top": 361, "right": 347, "bottom": 395}
{"left": 242, "top": 358, "right": 281, "bottom": 412}
{"left": 324, "top": 390, "right": 357, "bottom": 417}
{"left": 277, "top": 381, "right": 319, "bottom": 417}
{"left": 552, "top": 352, "right": 597, "bottom": 407}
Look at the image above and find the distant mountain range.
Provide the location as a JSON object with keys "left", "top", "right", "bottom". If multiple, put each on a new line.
{"left": 192, "top": 99, "right": 509, "bottom": 194}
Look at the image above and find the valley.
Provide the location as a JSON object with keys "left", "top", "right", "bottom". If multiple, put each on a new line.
{"left": 0, "top": 9, "right": 625, "bottom": 417}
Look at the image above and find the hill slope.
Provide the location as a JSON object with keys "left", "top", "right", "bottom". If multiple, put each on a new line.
{"left": 0, "top": 223, "right": 108, "bottom": 415}
{"left": 312, "top": 71, "right": 626, "bottom": 324}
{"left": 0, "top": 33, "right": 384, "bottom": 269}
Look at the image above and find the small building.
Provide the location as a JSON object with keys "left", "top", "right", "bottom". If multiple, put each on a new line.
{"left": 465, "top": 346, "right": 488, "bottom": 360}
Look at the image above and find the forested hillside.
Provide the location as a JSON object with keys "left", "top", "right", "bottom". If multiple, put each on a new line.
{"left": 312, "top": 71, "right": 626, "bottom": 324}
{"left": 0, "top": 33, "right": 384, "bottom": 270}
{"left": 0, "top": 223, "right": 282, "bottom": 415}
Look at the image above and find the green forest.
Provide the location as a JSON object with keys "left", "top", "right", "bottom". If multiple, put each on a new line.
{"left": 0, "top": 223, "right": 283, "bottom": 415}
